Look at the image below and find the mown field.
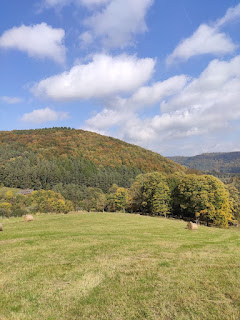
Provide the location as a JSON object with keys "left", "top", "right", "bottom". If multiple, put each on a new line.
{"left": 0, "top": 213, "right": 240, "bottom": 320}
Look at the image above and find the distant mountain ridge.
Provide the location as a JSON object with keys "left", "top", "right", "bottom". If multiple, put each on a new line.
{"left": 169, "top": 152, "right": 240, "bottom": 173}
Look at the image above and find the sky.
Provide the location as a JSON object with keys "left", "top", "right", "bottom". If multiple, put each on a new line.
{"left": 0, "top": 0, "right": 240, "bottom": 156}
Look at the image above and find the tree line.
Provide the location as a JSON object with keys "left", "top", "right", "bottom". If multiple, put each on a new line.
{"left": 0, "top": 189, "right": 74, "bottom": 217}
{"left": 1, "top": 171, "right": 238, "bottom": 228}
{"left": 0, "top": 151, "right": 142, "bottom": 192}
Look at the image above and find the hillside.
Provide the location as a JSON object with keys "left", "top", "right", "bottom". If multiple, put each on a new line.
{"left": 169, "top": 152, "right": 240, "bottom": 173}
{"left": 0, "top": 128, "right": 185, "bottom": 192}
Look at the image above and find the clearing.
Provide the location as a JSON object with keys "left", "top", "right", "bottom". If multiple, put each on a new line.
{"left": 0, "top": 212, "right": 240, "bottom": 320}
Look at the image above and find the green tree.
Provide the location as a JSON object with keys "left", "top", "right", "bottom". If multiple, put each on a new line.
{"left": 129, "top": 172, "right": 171, "bottom": 216}
{"left": 225, "top": 184, "right": 240, "bottom": 222}
{"left": 175, "top": 174, "right": 233, "bottom": 227}
{"left": 115, "top": 187, "right": 128, "bottom": 212}
{"left": 4, "top": 190, "right": 14, "bottom": 202}
{"left": 152, "top": 182, "right": 171, "bottom": 217}
{"left": 106, "top": 192, "right": 117, "bottom": 212}
{"left": 0, "top": 202, "right": 12, "bottom": 217}
{"left": 81, "top": 187, "right": 106, "bottom": 212}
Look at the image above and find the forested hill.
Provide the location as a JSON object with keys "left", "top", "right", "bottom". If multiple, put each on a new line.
{"left": 0, "top": 128, "right": 185, "bottom": 192}
{"left": 169, "top": 152, "right": 240, "bottom": 173}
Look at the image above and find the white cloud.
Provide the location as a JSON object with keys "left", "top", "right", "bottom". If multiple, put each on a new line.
{"left": 79, "top": 0, "right": 110, "bottom": 7}
{"left": 79, "top": 31, "right": 93, "bottom": 46}
{"left": 85, "top": 75, "right": 189, "bottom": 135}
{"left": 109, "top": 75, "right": 189, "bottom": 111}
{"left": 162, "top": 55, "right": 240, "bottom": 112}
{"left": 42, "top": 0, "right": 109, "bottom": 9}
{"left": 33, "top": 54, "right": 155, "bottom": 100}
{"left": 42, "top": 0, "right": 153, "bottom": 48}
{"left": 84, "top": 0, "right": 153, "bottom": 48}
{"left": 42, "top": 0, "right": 70, "bottom": 8}
{"left": 86, "top": 108, "right": 132, "bottom": 130}
{"left": 134, "top": 56, "right": 240, "bottom": 147}
{"left": 84, "top": 75, "right": 193, "bottom": 137}
{"left": 21, "top": 107, "right": 69, "bottom": 124}
{"left": 0, "top": 23, "right": 66, "bottom": 63}
{"left": 167, "top": 3, "right": 240, "bottom": 65}
{"left": 0, "top": 96, "right": 23, "bottom": 104}
{"left": 167, "top": 24, "right": 236, "bottom": 65}
{"left": 85, "top": 55, "right": 240, "bottom": 155}
{"left": 216, "top": 3, "right": 240, "bottom": 28}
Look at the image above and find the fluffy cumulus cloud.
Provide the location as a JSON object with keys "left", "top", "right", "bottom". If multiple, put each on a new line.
{"left": 21, "top": 107, "right": 69, "bottom": 124}
{"left": 84, "top": 0, "right": 153, "bottom": 48}
{"left": 161, "top": 55, "right": 240, "bottom": 113}
{"left": 43, "top": 0, "right": 153, "bottom": 48}
{"left": 108, "top": 75, "right": 189, "bottom": 111}
{"left": 133, "top": 56, "right": 240, "bottom": 148}
{"left": 33, "top": 54, "right": 155, "bottom": 100}
{"left": 86, "top": 108, "right": 131, "bottom": 131}
{"left": 86, "top": 55, "right": 240, "bottom": 155}
{"left": 166, "top": 25, "right": 236, "bottom": 65}
{"left": 85, "top": 75, "right": 189, "bottom": 132}
{"left": 0, "top": 23, "right": 66, "bottom": 63}
{"left": 167, "top": 3, "right": 240, "bottom": 64}
{"left": 0, "top": 96, "right": 23, "bottom": 104}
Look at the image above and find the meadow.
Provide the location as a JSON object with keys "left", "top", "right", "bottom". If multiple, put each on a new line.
{"left": 0, "top": 212, "right": 239, "bottom": 320}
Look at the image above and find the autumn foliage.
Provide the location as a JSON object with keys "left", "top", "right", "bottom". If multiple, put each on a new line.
{"left": 0, "top": 128, "right": 185, "bottom": 172}
{"left": 0, "top": 128, "right": 238, "bottom": 227}
{"left": 0, "top": 189, "right": 74, "bottom": 217}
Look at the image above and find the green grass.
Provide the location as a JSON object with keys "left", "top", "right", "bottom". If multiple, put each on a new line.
{"left": 0, "top": 212, "right": 240, "bottom": 320}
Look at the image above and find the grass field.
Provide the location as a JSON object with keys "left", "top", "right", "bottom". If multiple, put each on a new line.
{"left": 0, "top": 212, "right": 240, "bottom": 320}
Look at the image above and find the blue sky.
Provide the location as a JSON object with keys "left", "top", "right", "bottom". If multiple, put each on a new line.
{"left": 0, "top": 0, "right": 240, "bottom": 156}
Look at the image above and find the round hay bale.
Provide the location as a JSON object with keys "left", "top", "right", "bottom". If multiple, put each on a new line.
{"left": 186, "top": 221, "right": 198, "bottom": 230}
{"left": 23, "top": 214, "right": 34, "bottom": 222}
{"left": 0, "top": 223, "right": 3, "bottom": 231}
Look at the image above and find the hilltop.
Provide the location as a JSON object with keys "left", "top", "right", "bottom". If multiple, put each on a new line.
{"left": 169, "top": 152, "right": 240, "bottom": 174}
{"left": 0, "top": 128, "right": 185, "bottom": 192}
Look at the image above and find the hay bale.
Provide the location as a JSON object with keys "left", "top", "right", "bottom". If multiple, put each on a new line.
{"left": 0, "top": 223, "right": 2, "bottom": 231}
{"left": 186, "top": 222, "right": 198, "bottom": 230}
{"left": 23, "top": 214, "right": 34, "bottom": 222}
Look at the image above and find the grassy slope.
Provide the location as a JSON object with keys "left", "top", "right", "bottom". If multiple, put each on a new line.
{"left": 0, "top": 213, "right": 239, "bottom": 320}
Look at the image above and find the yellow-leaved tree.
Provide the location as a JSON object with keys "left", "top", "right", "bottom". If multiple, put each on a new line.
{"left": 175, "top": 174, "right": 233, "bottom": 227}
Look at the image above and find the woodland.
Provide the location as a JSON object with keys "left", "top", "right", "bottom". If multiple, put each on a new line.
{"left": 0, "top": 128, "right": 239, "bottom": 228}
